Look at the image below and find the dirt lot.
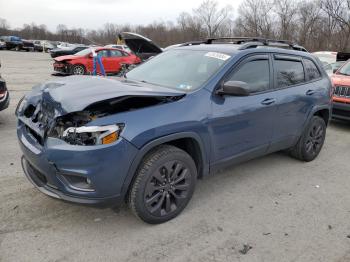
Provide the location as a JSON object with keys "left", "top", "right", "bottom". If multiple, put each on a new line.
{"left": 0, "top": 50, "right": 350, "bottom": 262}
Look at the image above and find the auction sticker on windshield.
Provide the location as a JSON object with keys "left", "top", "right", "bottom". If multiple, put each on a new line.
{"left": 205, "top": 52, "right": 231, "bottom": 61}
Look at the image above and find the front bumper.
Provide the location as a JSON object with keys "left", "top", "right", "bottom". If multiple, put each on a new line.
{"left": 18, "top": 120, "right": 138, "bottom": 207}
{"left": 332, "top": 101, "right": 350, "bottom": 121}
{"left": 53, "top": 63, "right": 71, "bottom": 75}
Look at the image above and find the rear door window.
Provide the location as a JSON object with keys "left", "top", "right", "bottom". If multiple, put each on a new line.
{"left": 304, "top": 59, "right": 321, "bottom": 81}
{"left": 274, "top": 57, "right": 305, "bottom": 88}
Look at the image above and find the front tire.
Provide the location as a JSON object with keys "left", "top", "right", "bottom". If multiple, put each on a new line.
{"left": 128, "top": 145, "right": 197, "bottom": 224}
{"left": 289, "top": 116, "right": 326, "bottom": 162}
{"left": 71, "top": 64, "right": 86, "bottom": 75}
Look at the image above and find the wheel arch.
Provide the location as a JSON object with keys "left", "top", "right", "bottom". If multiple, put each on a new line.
{"left": 120, "top": 132, "right": 209, "bottom": 200}
{"left": 313, "top": 108, "right": 330, "bottom": 126}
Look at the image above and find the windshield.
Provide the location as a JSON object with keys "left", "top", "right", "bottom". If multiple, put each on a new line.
{"left": 337, "top": 61, "right": 350, "bottom": 75}
{"left": 75, "top": 48, "right": 92, "bottom": 56}
{"left": 126, "top": 49, "right": 231, "bottom": 91}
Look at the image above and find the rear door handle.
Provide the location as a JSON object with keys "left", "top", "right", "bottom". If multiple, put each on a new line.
{"left": 261, "top": 98, "right": 276, "bottom": 105}
{"left": 306, "top": 89, "right": 316, "bottom": 96}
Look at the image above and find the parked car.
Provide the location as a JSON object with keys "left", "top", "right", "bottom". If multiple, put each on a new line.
{"left": 50, "top": 45, "right": 88, "bottom": 58}
{"left": 32, "top": 40, "right": 44, "bottom": 52}
{"left": 21, "top": 40, "right": 35, "bottom": 52}
{"left": 104, "top": 44, "right": 132, "bottom": 53}
{"left": 16, "top": 37, "right": 331, "bottom": 224}
{"left": 0, "top": 61, "right": 9, "bottom": 111}
{"left": 313, "top": 51, "right": 350, "bottom": 66}
{"left": 0, "top": 39, "right": 6, "bottom": 50}
{"left": 0, "top": 36, "right": 23, "bottom": 51}
{"left": 119, "top": 32, "right": 163, "bottom": 61}
{"left": 42, "top": 41, "right": 56, "bottom": 52}
{"left": 324, "top": 60, "right": 347, "bottom": 76}
{"left": 56, "top": 42, "right": 74, "bottom": 50}
{"left": 331, "top": 60, "right": 350, "bottom": 121}
{"left": 53, "top": 47, "right": 141, "bottom": 75}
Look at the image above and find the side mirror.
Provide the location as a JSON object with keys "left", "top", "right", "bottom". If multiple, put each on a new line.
{"left": 333, "top": 68, "right": 337, "bottom": 73}
{"left": 216, "top": 81, "right": 251, "bottom": 96}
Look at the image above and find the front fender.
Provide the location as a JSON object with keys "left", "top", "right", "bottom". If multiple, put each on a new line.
{"left": 119, "top": 131, "right": 209, "bottom": 200}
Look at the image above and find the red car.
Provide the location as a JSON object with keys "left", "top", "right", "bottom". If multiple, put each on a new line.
{"left": 53, "top": 47, "right": 141, "bottom": 75}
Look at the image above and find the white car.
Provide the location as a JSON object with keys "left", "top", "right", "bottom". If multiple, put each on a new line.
{"left": 56, "top": 42, "right": 74, "bottom": 50}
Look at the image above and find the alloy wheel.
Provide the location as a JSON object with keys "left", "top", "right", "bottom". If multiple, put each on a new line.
{"left": 305, "top": 122, "right": 325, "bottom": 155}
{"left": 73, "top": 66, "right": 85, "bottom": 75}
{"left": 144, "top": 160, "right": 191, "bottom": 217}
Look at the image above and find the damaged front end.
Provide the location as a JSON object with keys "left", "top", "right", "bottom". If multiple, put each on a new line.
{"left": 17, "top": 81, "right": 184, "bottom": 147}
{"left": 53, "top": 61, "right": 71, "bottom": 75}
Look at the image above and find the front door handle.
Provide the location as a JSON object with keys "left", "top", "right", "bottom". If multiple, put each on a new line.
{"left": 261, "top": 98, "right": 276, "bottom": 105}
{"left": 306, "top": 89, "right": 316, "bottom": 96}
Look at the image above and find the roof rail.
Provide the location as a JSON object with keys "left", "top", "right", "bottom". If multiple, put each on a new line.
{"left": 179, "top": 40, "right": 207, "bottom": 47}
{"left": 205, "top": 37, "right": 308, "bottom": 52}
{"left": 206, "top": 37, "right": 267, "bottom": 45}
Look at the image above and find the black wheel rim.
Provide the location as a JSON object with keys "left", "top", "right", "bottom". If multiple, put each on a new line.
{"left": 305, "top": 122, "right": 324, "bottom": 155}
{"left": 144, "top": 160, "right": 191, "bottom": 217}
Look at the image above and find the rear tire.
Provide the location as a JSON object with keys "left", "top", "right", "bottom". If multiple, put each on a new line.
{"left": 71, "top": 64, "right": 86, "bottom": 75}
{"left": 289, "top": 116, "right": 326, "bottom": 162}
{"left": 128, "top": 145, "right": 197, "bottom": 224}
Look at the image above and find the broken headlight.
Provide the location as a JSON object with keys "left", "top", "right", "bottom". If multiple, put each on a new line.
{"left": 62, "top": 124, "right": 122, "bottom": 146}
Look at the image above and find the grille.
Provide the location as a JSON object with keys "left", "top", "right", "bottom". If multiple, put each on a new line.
{"left": 334, "top": 85, "right": 350, "bottom": 98}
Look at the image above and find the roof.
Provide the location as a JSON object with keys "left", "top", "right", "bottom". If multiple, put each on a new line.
{"left": 175, "top": 44, "right": 241, "bottom": 55}
{"left": 174, "top": 43, "right": 313, "bottom": 59}
{"left": 173, "top": 37, "right": 308, "bottom": 56}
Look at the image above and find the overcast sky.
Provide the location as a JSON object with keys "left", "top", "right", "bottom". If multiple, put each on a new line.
{"left": 0, "top": 0, "right": 242, "bottom": 31}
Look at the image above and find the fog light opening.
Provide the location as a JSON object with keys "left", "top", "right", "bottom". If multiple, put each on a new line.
{"left": 60, "top": 174, "right": 95, "bottom": 192}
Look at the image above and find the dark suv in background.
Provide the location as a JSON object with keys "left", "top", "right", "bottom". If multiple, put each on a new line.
{"left": 16, "top": 37, "right": 331, "bottom": 224}
{"left": 0, "top": 36, "right": 23, "bottom": 51}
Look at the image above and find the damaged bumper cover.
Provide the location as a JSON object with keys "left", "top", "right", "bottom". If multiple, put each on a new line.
{"left": 18, "top": 120, "right": 138, "bottom": 206}
{"left": 53, "top": 62, "right": 71, "bottom": 75}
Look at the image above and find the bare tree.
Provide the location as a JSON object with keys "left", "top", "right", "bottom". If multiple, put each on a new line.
{"left": 321, "top": 0, "right": 350, "bottom": 50}
{"left": 296, "top": 0, "right": 321, "bottom": 49}
{"left": 273, "top": 0, "right": 299, "bottom": 40}
{"left": 235, "top": 0, "right": 275, "bottom": 38}
{"left": 0, "top": 17, "right": 10, "bottom": 35}
{"left": 3, "top": 0, "right": 350, "bottom": 51}
{"left": 193, "top": 0, "right": 233, "bottom": 37}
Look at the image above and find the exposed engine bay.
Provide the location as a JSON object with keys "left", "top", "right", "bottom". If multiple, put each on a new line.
{"left": 20, "top": 94, "right": 184, "bottom": 146}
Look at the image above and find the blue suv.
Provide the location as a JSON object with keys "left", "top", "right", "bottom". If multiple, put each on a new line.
{"left": 16, "top": 37, "right": 332, "bottom": 224}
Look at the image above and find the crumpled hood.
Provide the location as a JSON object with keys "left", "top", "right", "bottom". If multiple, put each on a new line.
{"left": 54, "top": 55, "right": 79, "bottom": 62}
{"left": 27, "top": 75, "right": 184, "bottom": 114}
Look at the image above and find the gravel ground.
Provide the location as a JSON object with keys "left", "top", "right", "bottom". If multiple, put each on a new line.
{"left": 1, "top": 50, "right": 350, "bottom": 262}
